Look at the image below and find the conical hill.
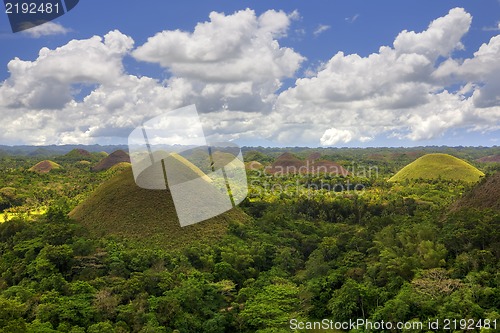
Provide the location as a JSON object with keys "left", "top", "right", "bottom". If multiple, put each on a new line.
{"left": 389, "top": 153, "right": 484, "bottom": 183}
{"left": 69, "top": 166, "right": 248, "bottom": 249}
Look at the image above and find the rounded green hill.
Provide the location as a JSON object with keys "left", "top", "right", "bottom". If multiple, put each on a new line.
{"left": 69, "top": 167, "right": 248, "bottom": 249}
{"left": 91, "top": 150, "right": 131, "bottom": 172}
{"left": 389, "top": 153, "right": 484, "bottom": 183}
{"left": 245, "top": 160, "right": 263, "bottom": 170}
{"left": 64, "top": 148, "right": 92, "bottom": 159}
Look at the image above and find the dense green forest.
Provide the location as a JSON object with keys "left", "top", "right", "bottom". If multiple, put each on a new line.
{"left": 0, "top": 146, "right": 499, "bottom": 332}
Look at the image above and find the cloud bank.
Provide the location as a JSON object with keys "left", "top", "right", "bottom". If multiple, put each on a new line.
{"left": 0, "top": 8, "right": 499, "bottom": 146}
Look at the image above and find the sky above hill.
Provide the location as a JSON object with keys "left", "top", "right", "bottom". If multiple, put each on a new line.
{"left": 0, "top": 0, "right": 499, "bottom": 147}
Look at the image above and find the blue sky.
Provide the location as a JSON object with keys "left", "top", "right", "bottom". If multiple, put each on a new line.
{"left": 0, "top": 0, "right": 499, "bottom": 147}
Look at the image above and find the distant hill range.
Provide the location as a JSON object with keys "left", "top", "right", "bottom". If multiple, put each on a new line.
{"left": 389, "top": 153, "right": 484, "bottom": 183}
{"left": 451, "top": 172, "right": 500, "bottom": 211}
{"left": 367, "top": 151, "right": 424, "bottom": 161}
{"left": 266, "top": 152, "right": 349, "bottom": 175}
{"left": 0, "top": 144, "right": 128, "bottom": 156}
{"left": 0, "top": 145, "right": 498, "bottom": 160}
{"left": 91, "top": 150, "right": 131, "bottom": 172}
{"left": 29, "top": 160, "right": 62, "bottom": 173}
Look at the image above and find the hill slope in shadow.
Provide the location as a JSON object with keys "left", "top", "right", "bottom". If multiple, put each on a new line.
{"left": 451, "top": 172, "right": 500, "bottom": 211}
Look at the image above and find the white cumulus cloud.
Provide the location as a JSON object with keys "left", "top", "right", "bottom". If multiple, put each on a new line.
{"left": 313, "top": 24, "right": 330, "bottom": 36}
{"left": 393, "top": 8, "right": 471, "bottom": 60}
{"left": 0, "top": 7, "right": 499, "bottom": 147}
{"left": 1, "top": 30, "right": 134, "bottom": 110}
{"left": 274, "top": 7, "right": 499, "bottom": 146}
{"left": 132, "top": 9, "right": 305, "bottom": 115}
{"left": 320, "top": 128, "right": 353, "bottom": 145}
{"left": 0, "top": 10, "right": 305, "bottom": 145}
{"left": 21, "top": 22, "right": 71, "bottom": 38}
{"left": 0, "top": 31, "right": 167, "bottom": 144}
{"left": 132, "top": 9, "right": 303, "bottom": 83}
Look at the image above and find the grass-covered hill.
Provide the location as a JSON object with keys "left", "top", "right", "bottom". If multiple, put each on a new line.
{"left": 91, "top": 150, "right": 131, "bottom": 172}
{"left": 28, "top": 160, "right": 62, "bottom": 173}
{"left": 306, "top": 152, "right": 322, "bottom": 161}
{"left": 57, "top": 148, "right": 107, "bottom": 163}
{"left": 265, "top": 152, "right": 304, "bottom": 174}
{"left": 245, "top": 161, "right": 263, "bottom": 170}
{"left": 64, "top": 148, "right": 92, "bottom": 159}
{"left": 95, "top": 151, "right": 109, "bottom": 158}
{"left": 476, "top": 154, "right": 500, "bottom": 163}
{"left": 452, "top": 172, "right": 500, "bottom": 211}
{"left": 389, "top": 153, "right": 485, "bottom": 183}
{"left": 267, "top": 152, "right": 349, "bottom": 175}
{"left": 69, "top": 166, "right": 248, "bottom": 249}
{"left": 163, "top": 152, "right": 213, "bottom": 184}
